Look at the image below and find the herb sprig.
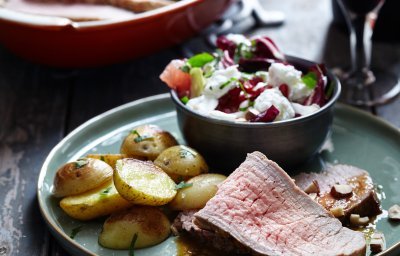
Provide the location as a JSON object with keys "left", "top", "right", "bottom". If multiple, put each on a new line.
{"left": 219, "top": 77, "right": 238, "bottom": 90}
{"left": 129, "top": 233, "right": 138, "bottom": 256}
{"left": 75, "top": 158, "right": 89, "bottom": 169}
{"left": 301, "top": 72, "right": 318, "bottom": 89}
{"left": 100, "top": 186, "right": 112, "bottom": 196}
{"left": 131, "top": 130, "right": 154, "bottom": 143}
{"left": 179, "top": 149, "right": 195, "bottom": 159}
{"left": 70, "top": 226, "right": 83, "bottom": 239}
{"left": 175, "top": 181, "right": 193, "bottom": 190}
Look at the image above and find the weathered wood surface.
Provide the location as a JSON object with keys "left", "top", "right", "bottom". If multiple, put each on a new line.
{"left": 0, "top": 0, "right": 399, "bottom": 255}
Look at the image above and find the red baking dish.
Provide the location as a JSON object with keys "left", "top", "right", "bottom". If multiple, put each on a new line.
{"left": 0, "top": 0, "right": 233, "bottom": 67}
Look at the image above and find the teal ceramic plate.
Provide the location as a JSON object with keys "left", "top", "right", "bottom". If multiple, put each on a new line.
{"left": 37, "top": 94, "right": 400, "bottom": 256}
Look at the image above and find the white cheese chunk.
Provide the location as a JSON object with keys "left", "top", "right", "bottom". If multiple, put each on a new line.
{"left": 268, "top": 63, "right": 313, "bottom": 102}
{"left": 186, "top": 95, "right": 218, "bottom": 115}
{"left": 292, "top": 103, "right": 321, "bottom": 117}
{"left": 253, "top": 88, "right": 295, "bottom": 121}
{"left": 203, "top": 66, "right": 241, "bottom": 99}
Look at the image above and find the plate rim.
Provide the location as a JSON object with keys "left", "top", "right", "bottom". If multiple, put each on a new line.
{"left": 37, "top": 93, "right": 400, "bottom": 256}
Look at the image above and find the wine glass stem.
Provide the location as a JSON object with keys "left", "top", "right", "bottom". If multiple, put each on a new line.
{"left": 348, "top": 15, "right": 371, "bottom": 75}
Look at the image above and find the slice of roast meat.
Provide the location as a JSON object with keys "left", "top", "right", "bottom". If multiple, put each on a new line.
{"left": 294, "top": 164, "right": 381, "bottom": 223}
{"left": 171, "top": 210, "right": 244, "bottom": 254}
{"left": 194, "top": 152, "right": 366, "bottom": 256}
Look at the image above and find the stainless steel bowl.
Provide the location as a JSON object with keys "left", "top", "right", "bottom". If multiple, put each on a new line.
{"left": 171, "top": 56, "right": 341, "bottom": 173}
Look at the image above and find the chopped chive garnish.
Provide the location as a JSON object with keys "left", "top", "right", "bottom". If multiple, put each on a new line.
{"left": 238, "top": 80, "right": 248, "bottom": 96}
{"left": 131, "top": 130, "right": 153, "bottom": 143}
{"left": 219, "top": 77, "right": 237, "bottom": 90}
{"left": 239, "top": 107, "right": 248, "bottom": 112}
{"left": 129, "top": 233, "right": 138, "bottom": 256}
{"left": 179, "top": 149, "right": 195, "bottom": 159}
{"left": 75, "top": 158, "right": 88, "bottom": 169}
{"left": 180, "top": 96, "right": 189, "bottom": 104}
{"left": 100, "top": 186, "right": 112, "bottom": 196}
{"left": 175, "top": 181, "right": 193, "bottom": 190}
{"left": 70, "top": 226, "right": 83, "bottom": 239}
{"left": 180, "top": 65, "right": 190, "bottom": 73}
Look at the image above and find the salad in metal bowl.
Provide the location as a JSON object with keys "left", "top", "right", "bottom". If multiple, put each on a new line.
{"left": 160, "top": 34, "right": 334, "bottom": 123}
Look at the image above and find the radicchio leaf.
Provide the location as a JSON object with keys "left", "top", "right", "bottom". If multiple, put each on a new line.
{"left": 216, "top": 87, "right": 246, "bottom": 113}
{"left": 238, "top": 57, "right": 275, "bottom": 72}
{"left": 241, "top": 77, "right": 266, "bottom": 101}
{"left": 303, "top": 64, "right": 327, "bottom": 106}
{"left": 216, "top": 35, "right": 236, "bottom": 58}
{"left": 252, "top": 36, "right": 285, "bottom": 61}
{"left": 250, "top": 105, "right": 280, "bottom": 122}
{"left": 221, "top": 50, "right": 235, "bottom": 68}
{"left": 279, "top": 84, "right": 289, "bottom": 98}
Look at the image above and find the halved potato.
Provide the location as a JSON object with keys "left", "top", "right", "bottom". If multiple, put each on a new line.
{"left": 60, "top": 180, "right": 133, "bottom": 221}
{"left": 154, "top": 145, "right": 209, "bottom": 182}
{"left": 169, "top": 174, "right": 227, "bottom": 210}
{"left": 86, "top": 154, "right": 133, "bottom": 169}
{"left": 114, "top": 159, "right": 177, "bottom": 206}
{"left": 120, "top": 124, "right": 178, "bottom": 160}
{"left": 98, "top": 206, "right": 170, "bottom": 249}
{"left": 53, "top": 158, "right": 113, "bottom": 198}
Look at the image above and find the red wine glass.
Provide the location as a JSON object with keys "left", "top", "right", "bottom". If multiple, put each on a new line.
{"left": 336, "top": 0, "right": 400, "bottom": 106}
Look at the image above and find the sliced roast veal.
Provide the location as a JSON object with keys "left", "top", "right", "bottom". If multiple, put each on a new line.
{"left": 171, "top": 210, "right": 243, "bottom": 254}
{"left": 294, "top": 164, "right": 381, "bottom": 222}
{"left": 194, "top": 152, "right": 366, "bottom": 256}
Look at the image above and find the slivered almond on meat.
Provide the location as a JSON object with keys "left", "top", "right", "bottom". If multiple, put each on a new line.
{"left": 304, "top": 180, "right": 320, "bottom": 194}
{"left": 331, "top": 184, "right": 353, "bottom": 198}
{"left": 330, "top": 207, "right": 345, "bottom": 217}
{"left": 370, "top": 232, "right": 386, "bottom": 253}
{"left": 388, "top": 204, "right": 400, "bottom": 220}
{"left": 308, "top": 193, "right": 317, "bottom": 200}
{"left": 349, "top": 214, "right": 369, "bottom": 226}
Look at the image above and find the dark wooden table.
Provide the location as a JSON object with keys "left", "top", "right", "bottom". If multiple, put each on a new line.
{"left": 0, "top": 0, "right": 399, "bottom": 255}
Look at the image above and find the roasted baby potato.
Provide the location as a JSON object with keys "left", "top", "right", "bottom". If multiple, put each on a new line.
{"left": 98, "top": 206, "right": 171, "bottom": 249}
{"left": 169, "top": 174, "right": 226, "bottom": 210}
{"left": 154, "top": 145, "right": 209, "bottom": 182}
{"left": 86, "top": 153, "right": 140, "bottom": 169}
{"left": 120, "top": 124, "right": 178, "bottom": 160}
{"left": 53, "top": 158, "right": 113, "bottom": 198}
{"left": 60, "top": 180, "right": 133, "bottom": 221}
{"left": 114, "top": 159, "right": 177, "bottom": 206}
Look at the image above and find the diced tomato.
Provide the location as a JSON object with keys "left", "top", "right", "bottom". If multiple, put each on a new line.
{"left": 160, "top": 59, "right": 191, "bottom": 97}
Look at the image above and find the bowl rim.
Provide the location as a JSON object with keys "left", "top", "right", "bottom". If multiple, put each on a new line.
{"left": 170, "top": 55, "right": 342, "bottom": 128}
{"left": 0, "top": 0, "right": 203, "bottom": 30}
